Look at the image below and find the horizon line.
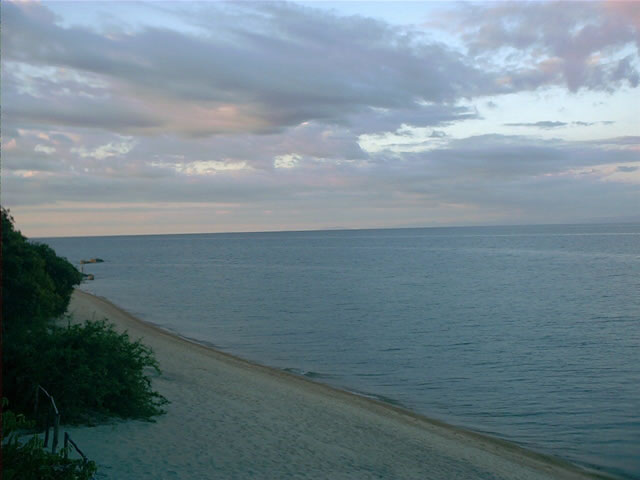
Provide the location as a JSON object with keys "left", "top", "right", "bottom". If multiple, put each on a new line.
{"left": 32, "top": 220, "right": 640, "bottom": 240}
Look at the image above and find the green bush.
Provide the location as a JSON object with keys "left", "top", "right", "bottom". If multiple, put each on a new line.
{"left": 2, "top": 399, "right": 97, "bottom": 480}
{"left": 7, "top": 320, "right": 168, "bottom": 423}
{"left": 31, "top": 320, "right": 168, "bottom": 423}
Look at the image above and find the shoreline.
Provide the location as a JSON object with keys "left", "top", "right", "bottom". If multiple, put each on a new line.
{"left": 65, "top": 289, "right": 614, "bottom": 479}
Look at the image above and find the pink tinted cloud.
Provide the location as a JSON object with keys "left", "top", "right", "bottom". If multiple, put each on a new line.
{"left": 605, "top": 1, "right": 640, "bottom": 31}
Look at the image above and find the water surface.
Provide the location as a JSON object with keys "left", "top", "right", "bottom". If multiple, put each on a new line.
{"left": 42, "top": 224, "right": 640, "bottom": 479}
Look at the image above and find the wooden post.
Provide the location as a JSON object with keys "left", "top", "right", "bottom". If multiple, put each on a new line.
{"left": 52, "top": 411, "right": 60, "bottom": 454}
{"left": 34, "top": 387, "right": 40, "bottom": 418}
{"left": 43, "top": 407, "right": 50, "bottom": 447}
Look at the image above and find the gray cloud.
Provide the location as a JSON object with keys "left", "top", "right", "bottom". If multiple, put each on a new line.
{"left": 434, "top": 1, "right": 640, "bottom": 92}
{"left": 574, "top": 121, "right": 615, "bottom": 127}
{"left": 585, "top": 136, "right": 640, "bottom": 146}
{"left": 504, "top": 121, "right": 568, "bottom": 129}
{"left": 412, "top": 134, "right": 639, "bottom": 180}
{"left": 503, "top": 121, "right": 615, "bottom": 129}
{"left": 4, "top": 1, "right": 636, "bottom": 140}
{"left": 2, "top": 1, "right": 495, "bottom": 137}
{"left": 5, "top": 131, "right": 637, "bottom": 204}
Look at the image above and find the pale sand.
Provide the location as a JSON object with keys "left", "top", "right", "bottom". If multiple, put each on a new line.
{"left": 63, "top": 290, "right": 610, "bottom": 480}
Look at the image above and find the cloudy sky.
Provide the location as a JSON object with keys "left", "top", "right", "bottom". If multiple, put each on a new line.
{"left": 2, "top": 0, "right": 639, "bottom": 237}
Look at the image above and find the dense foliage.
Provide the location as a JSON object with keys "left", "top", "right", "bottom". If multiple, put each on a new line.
{"left": 2, "top": 209, "right": 83, "bottom": 336}
{"left": 2, "top": 208, "right": 84, "bottom": 414}
{"left": 2, "top": 399, "right": 97, "bottom": 480}
{"left": 26, "top": 320, "right": 167, "bottom": 423}
{"left": 1, "top": 208, "right": 167, "bottom": 421}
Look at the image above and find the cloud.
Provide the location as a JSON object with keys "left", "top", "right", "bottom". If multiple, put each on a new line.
{"left": 4, "top": 1, "right": 635, "bottom": 142}
{"left": 5, "top": 130, "right": 638, "bottom": 204}
{"left": 2, "top": 1, "right": 498, "bottom": 138}
{"left": 504, "top": 121, "right": 568, "bottom": 129}
{"left": 4, "top": 138, "right": 18, "bottom": 151}
{"left": 71, "top": 139, "right": 136, "bottom": 160}
{"left": 274, "top": 154, "right": 301, "bottom": 170}
{"left": 173, "top": 160, "right": 250, "bottom": 176}
{"left": 432, "top": 1, "right": 640, "bottom": 92}
{"left": 573, "top": 120, "right": 614, "bottom": 127}
{"left": 503, "top": 120, "right": 615, "bottom": 129}
{"left": 3, "top": 72, "right": 162, "bottom": 132}
{"left": 585, "top": 136, "right": 640, "bottom": 146}
{"left": 34, "top": 144, "right": 56, "bottom": 155}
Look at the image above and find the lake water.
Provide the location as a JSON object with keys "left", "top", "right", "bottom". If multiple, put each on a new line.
{"left": 41, "top": 224, "right": 640, "bottom": 479}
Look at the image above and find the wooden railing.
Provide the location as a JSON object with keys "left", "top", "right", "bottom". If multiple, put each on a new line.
{"left": 34, "top": 385, "right": 92, "bottom": 473}
{"left": 34, "top": 385, "right": 60, "bottom": 454}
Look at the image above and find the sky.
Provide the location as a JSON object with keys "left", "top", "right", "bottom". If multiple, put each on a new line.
{"left": 2, "top": 0, "right": 639, "bottom": 237}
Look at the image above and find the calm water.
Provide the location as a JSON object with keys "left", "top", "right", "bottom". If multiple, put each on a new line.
{"left": 42, "top": 224, "right": 640, "bottom": 479}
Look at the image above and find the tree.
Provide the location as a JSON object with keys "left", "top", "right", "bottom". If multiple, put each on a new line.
{"left": 1, "top": 208, "right": 82, "bottom": 337}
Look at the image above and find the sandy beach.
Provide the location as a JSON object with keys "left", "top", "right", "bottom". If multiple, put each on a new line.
{"left": 62, "top": 290, "right": 610, "bottom": 480}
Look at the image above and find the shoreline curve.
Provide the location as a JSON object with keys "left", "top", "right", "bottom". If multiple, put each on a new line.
{"left": 66, "top": 289, "right": 616, "bottom": 480}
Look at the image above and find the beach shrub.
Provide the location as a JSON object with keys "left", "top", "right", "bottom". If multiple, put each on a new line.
{"left": 6, "top": 319, "right": 168, "bottom": 423}
{"left": 31, "top": 320, "right": 168, "bottom": 423}
{"left": 1, "top": 399, "right": 97, "bottom": 480}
